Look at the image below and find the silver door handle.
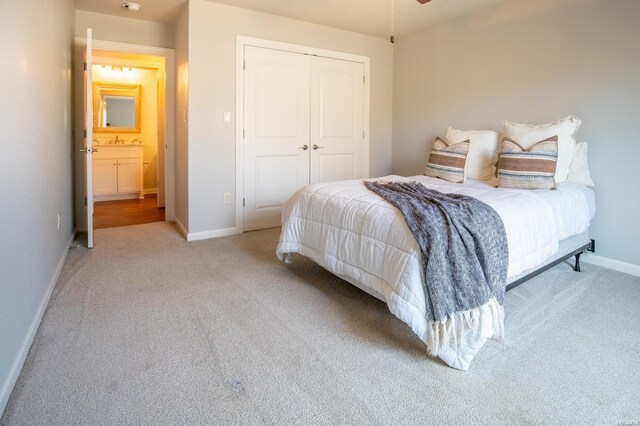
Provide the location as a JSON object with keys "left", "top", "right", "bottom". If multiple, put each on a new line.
{"left": 298, "top": 145, "right": 309, "bottom": 150}
{"left": 312, "top": 144, "right": 324, "bottom": 150}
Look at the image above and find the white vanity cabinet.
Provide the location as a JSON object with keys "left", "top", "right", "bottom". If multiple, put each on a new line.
{"left": 93, "top": 145, "right": 144, "bottom": 200}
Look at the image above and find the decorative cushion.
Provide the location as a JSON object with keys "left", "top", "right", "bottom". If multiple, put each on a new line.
{"left": 497, "top": 136, "right": 558, "bottom": 190}
{"left": 566, "top": 142, "right": 595, "bottom": 186}
{"left": 424, "top": 137, "right": 470, "bottom": 183}
{"left": 446, "top": 127, "right": 500, "bottom": 181}
{"left": 501, "top": 115, "right": 580, "bottom": 183}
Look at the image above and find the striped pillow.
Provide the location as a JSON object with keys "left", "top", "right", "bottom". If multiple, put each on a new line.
{"left": 497, "top": 136, "right": 558, "bottom": 190}
{"left": 424, "top": 137, "right": 470, "bottom": 183}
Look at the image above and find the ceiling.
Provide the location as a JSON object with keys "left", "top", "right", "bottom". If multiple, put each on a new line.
{"left": 73, "top": 0, "right": 510, "bottom": 39}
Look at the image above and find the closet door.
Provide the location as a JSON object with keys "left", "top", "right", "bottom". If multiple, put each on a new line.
{"left": 243, "top": 46, "right": 310, "bottom": 231}
{"left": 310, "top": 57, "right": 365, "bottom": 183}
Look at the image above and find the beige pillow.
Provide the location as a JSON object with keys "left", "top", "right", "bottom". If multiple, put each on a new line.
{"left": 566, "top": 142, "right": 594, "bottom": 186}
{"left": 446, "top": 127, "right": 500, "bottom": 181}
{"left": 501, "top": 115, "right": 580, "bottom": 183}
{"left": 497, "top": 136, "right": 558, "bottom": 190}
{"left": 424, "top": 137, "right": 470, "bottom": 183}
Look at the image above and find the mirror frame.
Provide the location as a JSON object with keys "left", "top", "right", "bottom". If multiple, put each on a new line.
{"left": 93, "top": 81, "right": 141, "bottom": 133}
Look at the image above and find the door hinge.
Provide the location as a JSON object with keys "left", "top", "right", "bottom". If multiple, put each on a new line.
{"left": 243, "top": 129, "right": 245, "bottom": 139}
{"left": 363, "top": 131, "right": 365, "bottom": 139}
{"left": 84, "top": 62, "right": 87, "bottom": 71}
{"left": 84, "top": 196, "right": 87, "bottom": 206}
{"left": 84, "top": 129, "right": 87, "bottom": 138}
{"left": 243, "top": 198, "right": 245, "bottom": 207}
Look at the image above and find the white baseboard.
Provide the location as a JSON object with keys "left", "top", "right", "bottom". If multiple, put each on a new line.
{"left": 186, "top": 226, "right": 242, "bottom": 241}
{"left": 582, "top": 253, "right": 640, "bottom": 277}
{"left": 94, "top": 193, "right": 140, "bottom": 202}
{"left": 173, "top": 219, "right": 242, "bottom": 242}
{"left": 0, "top": 233, "right": 74, "bottom": 416}
{"left": 143, "top": 188, "right": 158, "bottom": 195}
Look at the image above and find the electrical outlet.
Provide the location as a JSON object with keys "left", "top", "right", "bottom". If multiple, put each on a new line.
{"left": 57, "top": 213, "right": 61, "bottom": 230}
{"left": 223, "top": 193, "right": 231, "bottom": 204}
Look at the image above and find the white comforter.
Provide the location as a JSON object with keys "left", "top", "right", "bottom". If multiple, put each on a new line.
{"left": 276, "top": 175, "right": 594, "bottom": 369}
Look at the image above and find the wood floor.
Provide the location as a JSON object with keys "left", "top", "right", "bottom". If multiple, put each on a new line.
{"left": 94, "top": 194, "right": 165, "bottom": 229}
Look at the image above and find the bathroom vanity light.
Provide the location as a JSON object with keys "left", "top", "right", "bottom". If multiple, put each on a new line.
{"left": 122, "top": 2, "right": 141, "bottom": 12}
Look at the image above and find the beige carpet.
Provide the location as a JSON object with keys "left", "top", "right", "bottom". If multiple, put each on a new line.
{"left": 2, "top": 222, "right": 639, "bottom": 424}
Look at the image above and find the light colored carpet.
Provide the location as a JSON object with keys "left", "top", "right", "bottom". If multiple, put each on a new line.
{"left": 2, "top": 222, "right": 639, "bottom": 425}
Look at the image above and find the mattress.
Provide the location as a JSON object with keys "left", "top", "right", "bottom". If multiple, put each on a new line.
{"left": 276, "top": 175, "right": 595, "bottom": 368}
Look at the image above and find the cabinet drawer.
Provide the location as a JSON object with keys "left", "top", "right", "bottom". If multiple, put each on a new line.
{"left": 93, "top": 146, "right": 142, "bottom": 160}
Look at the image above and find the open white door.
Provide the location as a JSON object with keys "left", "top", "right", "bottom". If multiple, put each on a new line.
{"left": 83, "top": 28, "right": 94, "bottom": 248}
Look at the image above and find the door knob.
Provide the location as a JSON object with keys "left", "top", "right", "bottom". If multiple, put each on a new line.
{"left": 312, "top": 144, "right": 324, "bottom": 150}
{"left": 298, "top": 145, "right": 309, "bottom": 150}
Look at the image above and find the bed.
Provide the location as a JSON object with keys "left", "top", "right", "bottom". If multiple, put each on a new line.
{"left": 276, "top": 174, "right": 595, "bottom": 369}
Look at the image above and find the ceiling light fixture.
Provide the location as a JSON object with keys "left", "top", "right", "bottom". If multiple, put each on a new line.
{"left": 122, "top": 2, "right": 141, "bottom": 12}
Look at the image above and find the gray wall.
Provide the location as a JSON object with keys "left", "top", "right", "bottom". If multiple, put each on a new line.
{"left": 185, "top": 0, "right": 393, "bottom": 234}
{"left": 174, "top": 5, "right": 189, "bottom": 230}
{"left": 0, "top": 0, "right": 75, "bottom": 413}
{"left": 76, "top": 10, "right": 174, "bottom": 49}
{"left": 392, "top": 0, "right": 640, "bottom": 266}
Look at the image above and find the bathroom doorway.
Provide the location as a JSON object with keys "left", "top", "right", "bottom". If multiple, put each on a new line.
{"left": 91, "top": 51, "right": 165, "bottom": 228}
{"left": 74, "top": 38, "right": 175, "bottom": 239}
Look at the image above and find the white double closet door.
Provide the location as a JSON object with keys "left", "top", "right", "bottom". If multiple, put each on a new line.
{"left": 243, "top": 46, "right": 366, "bottom": 231}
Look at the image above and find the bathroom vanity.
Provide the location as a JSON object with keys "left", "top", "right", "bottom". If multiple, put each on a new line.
{"left": 93, "top": 145, "right": 144, "bottom": 201}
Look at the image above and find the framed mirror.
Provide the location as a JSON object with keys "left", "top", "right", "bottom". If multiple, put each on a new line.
{"left": 93, "top": 82, "right": 141, "bottom": 133}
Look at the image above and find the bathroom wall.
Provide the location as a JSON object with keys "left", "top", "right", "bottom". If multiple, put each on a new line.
{"left": 91, "top": 55, "right": 159, "bottom": 193}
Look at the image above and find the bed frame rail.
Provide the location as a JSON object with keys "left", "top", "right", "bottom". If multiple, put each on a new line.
{"left": 506, "top": 239, "right": 595, "bottom": 292}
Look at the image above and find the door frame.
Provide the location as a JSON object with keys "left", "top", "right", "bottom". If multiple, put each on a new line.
{"left": 84, "top": 29, "right": 94, "bottom": 247}
{"left": 74, "top": 37, "right": 176, "bottom": 226}
{"left": 235, "top": 35, "right": 371, "bottom": 233}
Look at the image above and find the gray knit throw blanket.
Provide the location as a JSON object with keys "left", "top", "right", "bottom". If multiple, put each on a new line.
{"left": 365, "top": 180, "right": 508, "bottom": 357}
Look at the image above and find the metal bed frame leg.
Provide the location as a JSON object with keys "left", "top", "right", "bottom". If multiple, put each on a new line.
{"left": 574, "top": 238, "right": 597, "bottom": 272}
{"left": 574, "top": 239, "right": 595, "bottom": 273}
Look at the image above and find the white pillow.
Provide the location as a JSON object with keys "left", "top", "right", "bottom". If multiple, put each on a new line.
{"left": 501, "top": 115, "right": 581, "bottom": 183}
{"left": 445, "top": 127, "right": 500, "bottom": 181}
{"left": 566, "top": 142, "right": 594, "bottom": 186}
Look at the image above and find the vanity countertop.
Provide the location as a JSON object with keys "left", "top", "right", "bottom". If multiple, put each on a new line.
{"left": 94, "top": 140, "right": 143, "bottom": 147}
